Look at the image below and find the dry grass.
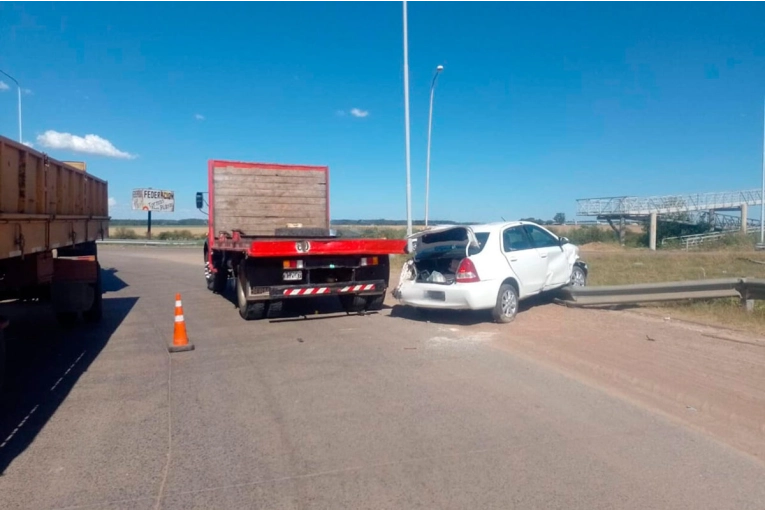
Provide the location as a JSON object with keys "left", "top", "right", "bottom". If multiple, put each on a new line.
{"left": 581, "top": 249, "right": 765, "bottom": 285}
{"left": 582, "top": 249, "right": 765, "bottom": 335}
{"left": 109, "top": 225, "right": 208, "bottom": 237}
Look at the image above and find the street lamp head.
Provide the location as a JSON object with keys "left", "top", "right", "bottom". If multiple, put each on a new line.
{"left": 436, "top": 65, "right": 444, "bottom": 72}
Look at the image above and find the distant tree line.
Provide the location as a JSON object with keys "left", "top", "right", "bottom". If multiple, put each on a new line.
{"left": 110, "top": 218, "right": 208, "bottom": 226}
{"left": 110, "top": 214, "right": 571, "bottom": 228}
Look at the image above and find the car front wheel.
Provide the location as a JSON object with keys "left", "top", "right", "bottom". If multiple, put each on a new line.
{"left": 492, "top": 283, "right": 518, "bottom": 324}
{"left": 570, "top": 265, "right": 587, "bottom": 287}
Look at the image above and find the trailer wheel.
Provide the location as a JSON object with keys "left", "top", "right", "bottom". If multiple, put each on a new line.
{"left": 0, "top": 321, "right": 7, "bottom": 393}
{"left": 84, "top": 263, "right": 103, "bottom": 323}
{"left": 236, "top": 269, "right": 266, "bottom": 320}
{"left": 340, "top": 294, "right": 366, "bottom": 313}
{"left": 56, "top": 311, "right": 79, "bottom": 326}
{"left": 365, "top": 293, "right": 385, "bottom": 311}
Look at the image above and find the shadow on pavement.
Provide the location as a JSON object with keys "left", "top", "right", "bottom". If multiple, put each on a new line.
{"left": 101, "top": 267, "right": 128, "bottom": 293}
{"left": 0, "top": 270, "right": 137, "bottom": 475}
{"left": 388, "top": 293, "right": 556, "bottom": 326}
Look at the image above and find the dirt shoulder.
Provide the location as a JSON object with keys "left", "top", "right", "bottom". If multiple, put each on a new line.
{"left": 482, "top": 302, "right": 765, "bottom": 462}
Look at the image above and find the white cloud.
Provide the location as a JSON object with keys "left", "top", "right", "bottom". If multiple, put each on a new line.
{"left": 335, "top": 110, "right": 347, "bottom": 117}
{"left": 21, "top": 141, "right": 34, "bottom": 148}
{"left": 36, "top": 130, "right": 136, "bottom": 159}
{"left": 0, "top": 81, "right": 9, "bottom": 91}
{"left": 194, "top": 113, "right": 205, "bottom": 120}
{"left": 108, "top": 197, "right": 117, "bottom": 207}
{"left": 22, "top": 88, "right": 32, "bottom": 95}
{"left": 350, "top": 108, "right": 369, "bottom": 118}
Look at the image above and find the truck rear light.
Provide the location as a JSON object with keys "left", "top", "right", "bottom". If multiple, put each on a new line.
{"left": 456, "top": 258, "right": 480, "bottom": 283}
{"left": 360, "top": 256, "right": 379, "bottom": 266}
{"left": 283, "top": 260, "right": 304, "bottom": 269}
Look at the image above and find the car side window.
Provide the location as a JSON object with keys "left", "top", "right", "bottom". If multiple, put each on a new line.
{"left": 523, "top": 225, "right": 559, "bottom": 249}
{"left": 503, "top": 227, "right": 533, "bottom": 252}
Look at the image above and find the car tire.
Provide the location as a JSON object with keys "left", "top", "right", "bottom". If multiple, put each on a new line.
{"left": 492, "top": 283, "right": 519, "bottom": 324}
{"left": 570, "top": 265, "right": 587, "bottom": 287}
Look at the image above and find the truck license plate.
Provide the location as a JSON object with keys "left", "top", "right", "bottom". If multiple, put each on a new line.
{"left": 283, "top": 271, "right": 302, "bottom": 281}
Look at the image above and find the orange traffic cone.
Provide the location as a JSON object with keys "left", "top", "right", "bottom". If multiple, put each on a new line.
{"left": 169, "top": 293, "right": 195, "bottom": 353}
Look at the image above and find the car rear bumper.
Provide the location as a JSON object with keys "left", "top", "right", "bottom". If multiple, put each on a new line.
{"left": 395, "top": 280, "right": 498, "bottom": 310}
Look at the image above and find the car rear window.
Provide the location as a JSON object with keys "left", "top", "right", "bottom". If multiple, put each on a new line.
{"left": 469, "top": 232, "right": 490, "bottom": 255}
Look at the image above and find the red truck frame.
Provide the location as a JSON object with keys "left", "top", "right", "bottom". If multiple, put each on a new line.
{"left": 203, "top": 160, "right": 406, "bottom": 320}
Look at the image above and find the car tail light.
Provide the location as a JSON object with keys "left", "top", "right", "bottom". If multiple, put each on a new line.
{"left": 456, "top": 258, "right": 480, "bottom": 283}
{"left": 360, "top": 256, "right": 379, "bottom": 266}
{"left": 283, "top": 260, "right": 304, "bottom": 269}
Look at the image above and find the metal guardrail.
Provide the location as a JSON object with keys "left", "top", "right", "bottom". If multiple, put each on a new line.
{"left": 556, "top": 278, "right": 765, "bottom": 309}
{"left": 661, "top": 226, "right": 759, "bottom": 250}
{"left": 97, "top": 239, "right": 202, "bottom": 246}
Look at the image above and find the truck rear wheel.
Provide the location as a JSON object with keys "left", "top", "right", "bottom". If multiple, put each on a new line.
{"left": 340, "top": 295, "right": 366, "bottom": 313}
{"left": 236, "top": 268, "right": 266, "bottom": 320}
{"left": 208, "top": 266, "right": 228, "bottom": 294}
{"left": 84, "top": 263, "right": 103, "bottom": 323}
{"left": 365, "top": 293, "right": 385, "bottom": 311}
{"left": 0, "top": 320, "right": 7, "bottom": 393}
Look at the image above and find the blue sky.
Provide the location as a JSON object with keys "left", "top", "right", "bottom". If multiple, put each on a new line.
{"left": 1, "top": 2, "right": 764, "bottom": 222}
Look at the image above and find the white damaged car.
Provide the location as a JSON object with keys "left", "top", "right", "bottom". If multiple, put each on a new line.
{"left": 393, "top": 222, "right": 587, "bottom": 323}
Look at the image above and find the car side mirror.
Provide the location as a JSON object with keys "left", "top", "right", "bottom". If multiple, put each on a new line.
{"left": 560, "top": 236, "right": 570, "bottom": 245}
{"left": 196, "top": 192, "right": 204, "bottom": 209}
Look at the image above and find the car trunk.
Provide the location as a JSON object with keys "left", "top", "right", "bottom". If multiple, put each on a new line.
{"left": 409, "top": 227, "right": 478, "bottom": 285}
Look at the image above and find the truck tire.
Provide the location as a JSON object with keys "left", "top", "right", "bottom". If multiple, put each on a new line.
{"left": 56, "top": 311, "right": 78, "bottom": 326}
{"left": 340, "top": 294, "right": 366, "bottom": 313}
{"left": 84, "top": 263, "right": 103, "bottom": 323}
{"left": 236, "top": 269, "right": 266, "bottom": 320}
{"left": 365, "top": 293, "right": 385, "bottom": 311}
{"left": 208, "top": 266, "right": 228, "bottom": 294}
{"left": 266, "top": 300, "right": 283, "bottom": 319}
{"left": 0, "top": 322, "right": 7, "bottom": 393}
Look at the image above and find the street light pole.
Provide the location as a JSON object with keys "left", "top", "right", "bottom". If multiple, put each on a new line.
{"left": 0, "top": 69, "right": 22, "bottom": 143}
{"left": 760, "top": 97, "right": 765, "bottom": 246}
{"left": 424, "top": 65, "right": 444, "bottom": 228}
{"left": 402, "top": 0, "right": 413, "bottom": 244}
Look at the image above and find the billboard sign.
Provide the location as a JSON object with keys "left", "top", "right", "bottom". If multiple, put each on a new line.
{"left": 132, "top": 189, "right": 175, "bottom": 212}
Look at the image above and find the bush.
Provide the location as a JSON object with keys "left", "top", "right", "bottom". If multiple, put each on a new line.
{"left": 561, "top": 226, "right": 617, "bottom": 245}
{"left": 156, "top": 229, "right": 197, "bottom": 240}
{"left": 112, "top": 227, "right": 139, "bottom": 239}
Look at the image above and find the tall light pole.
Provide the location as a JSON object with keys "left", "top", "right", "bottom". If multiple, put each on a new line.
{"left": 0, "top": 69, "right": 22, "bottom": 143}
{"left": 760, "top": 97, "right": 765, "bottom": 247}
{"left": 424, "top": 65, "right": 444, "bottom": 228}
{"left": 402, "top": 0, "right": 413, "bottom": 244}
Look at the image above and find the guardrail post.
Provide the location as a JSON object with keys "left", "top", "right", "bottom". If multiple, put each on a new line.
{"left": 741, "top": 296, "right": 754, "bottom": 313}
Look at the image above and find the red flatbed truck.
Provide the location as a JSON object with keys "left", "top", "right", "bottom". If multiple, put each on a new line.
{"left": 200, "top": 160, "right": 406, "bottom": 320}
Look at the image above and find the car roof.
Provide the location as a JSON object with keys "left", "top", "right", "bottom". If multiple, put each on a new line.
{"left": 412, "top": 221, "right": 548, "bottom": 237}
{"left": 470, "top": 221, "right": 536, "bottom": 233}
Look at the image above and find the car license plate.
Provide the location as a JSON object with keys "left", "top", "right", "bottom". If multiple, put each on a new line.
{"left": 283, "top": 271, "right": 302, "bottom": 281}
{"left": 427, "top": 290, "right": 446, "bottom": 301}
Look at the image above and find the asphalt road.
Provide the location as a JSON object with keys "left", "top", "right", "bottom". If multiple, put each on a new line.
{"left": 0, "top": 246, "right": 764, "bottom": 509}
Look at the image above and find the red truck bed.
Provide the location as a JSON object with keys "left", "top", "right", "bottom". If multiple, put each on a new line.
{"left": 202, "top": 159, "right": 406, "bottom": 320}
